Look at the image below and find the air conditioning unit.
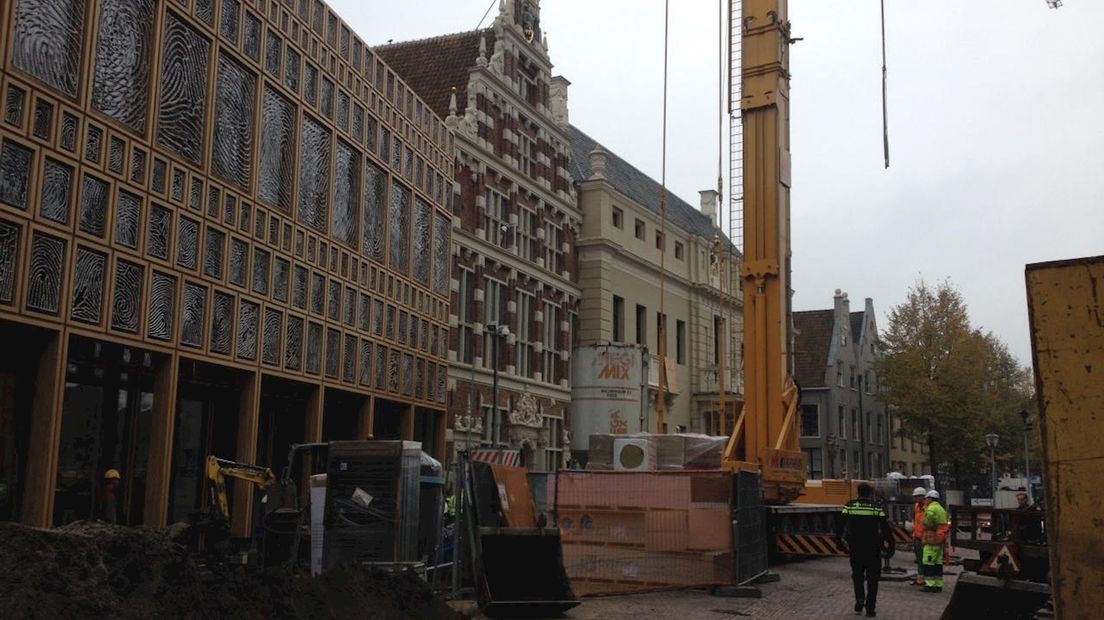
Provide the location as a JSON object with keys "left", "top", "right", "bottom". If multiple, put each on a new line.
{"left": 613, "top": 437, "right": 657, "bottom": 472}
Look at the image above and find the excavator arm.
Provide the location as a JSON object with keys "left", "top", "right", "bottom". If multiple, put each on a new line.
{"left": 205, "top": 455, "right": 277, "bottom": 521}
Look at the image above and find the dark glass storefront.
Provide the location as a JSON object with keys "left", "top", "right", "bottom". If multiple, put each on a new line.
{"left": 53, "top": 337, "right": 159, "bottom": 526}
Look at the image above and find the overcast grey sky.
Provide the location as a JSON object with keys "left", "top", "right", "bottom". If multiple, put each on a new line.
{"left": 336, "top": 0, "right": 1104, "bottom": 364}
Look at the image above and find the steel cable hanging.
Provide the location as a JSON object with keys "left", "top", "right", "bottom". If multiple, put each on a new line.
{"left": 657, "top": 0, "right": 670, "bottom": 432}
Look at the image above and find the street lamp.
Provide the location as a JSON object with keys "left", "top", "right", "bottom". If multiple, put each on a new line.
{"left": 984, "top": 432, "right": 1000, "bottom": 500}
{"left": 486, "top": 324, "right": 510, "bottom": 446}
{"left": 1019, "top": 410, "right": 1033, "bottom": 505}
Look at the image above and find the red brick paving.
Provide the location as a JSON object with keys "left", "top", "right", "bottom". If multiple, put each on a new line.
{"left": 564, "top": 550, "right": 957, "bottom": 619}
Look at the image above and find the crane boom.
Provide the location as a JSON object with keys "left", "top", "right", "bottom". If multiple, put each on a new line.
{"left": 722, "top": 0, "right": 805, "bottom": 503}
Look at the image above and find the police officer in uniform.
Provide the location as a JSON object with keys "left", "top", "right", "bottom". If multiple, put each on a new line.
{"left": 838, "top": 483, "right": 893, "bottom": 617}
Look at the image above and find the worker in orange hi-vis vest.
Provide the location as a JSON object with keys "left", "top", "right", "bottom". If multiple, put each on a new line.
{"left": 909, "top": 487, "right": 927, "bottom": 586}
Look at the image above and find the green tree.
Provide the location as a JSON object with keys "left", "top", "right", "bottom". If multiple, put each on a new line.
{"left": 876, "top": 280, "right": 1032, "bottom": 492}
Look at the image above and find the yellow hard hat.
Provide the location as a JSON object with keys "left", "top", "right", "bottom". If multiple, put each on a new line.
{"left": 104, "top": 469, "right": 121, "bottom": 480}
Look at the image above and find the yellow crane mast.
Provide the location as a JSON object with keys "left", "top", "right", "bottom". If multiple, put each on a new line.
{"left": 721, "top": 0, "right": 806, "bottom": 504}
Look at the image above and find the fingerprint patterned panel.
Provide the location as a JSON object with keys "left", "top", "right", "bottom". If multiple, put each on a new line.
{"left": 0, "top": 222, "right": 20, "bottom": 304}
{"left": 332, "top": 140, "right": 360, "bottom": 247}
{"left": 111, "top": 260, "right": 144, "bottom": 333}
{"left": 212, "top": 53, "right": 256, "bottom": 191}
{"left": 412, "top": 197, "right": 431, "bottom": 286}
{"left": 40, "top": 158, "right": 73, "bottom": 225}
{"left": 12, "top": 0, "right": 85, "bottom": 97}
{"left": 363, "top": 161, "right": 387, "bottom": 262}
{"left": 157, "top": 13, "right": 211, "bottom": 164}
{"left": 91, "top": 0, "right": 155, "bottom": 134}
{"left": 298, "top": 115, "right": 331, "bottom": 233}
{"left": 181, "top": 283, "right": 207, "bottom": 347}
{"left": 71, "top": 249, "right": 106, "bottom": 324}
{"left": 258, "top": 86, "right": 296, "bottom": 214}
{"left": 148, "top": 272, "right": 177, "bottom": 341}
{"left": 0, "top": 140, "right": 33, "bottom": 210}
{"left": 433, "top": 212, "right": 450, "bottom": 296}
{"left": 389, "top": 182, "right": 410, "bottom": 273}
{"left": 27, "top": 233, "right": 65, "bottom": 315}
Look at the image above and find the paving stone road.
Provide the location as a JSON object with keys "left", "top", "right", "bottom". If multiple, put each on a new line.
{"left": 564, "top": 550, "right": 958, "bottom": 620}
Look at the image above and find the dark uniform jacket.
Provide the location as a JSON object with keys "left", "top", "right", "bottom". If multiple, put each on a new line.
{"left": 837, "top": 498, "right": 893, "bottom": 559}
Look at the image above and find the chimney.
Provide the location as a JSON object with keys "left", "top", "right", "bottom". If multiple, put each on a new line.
{"left": 699, "top": 189, "right": 718, "bottom": 227}
{"left": 588, "top": 146, "right": 607, "bottom": 180}
{"left": 550, "top": 75, "right": 570, "bottom": 128}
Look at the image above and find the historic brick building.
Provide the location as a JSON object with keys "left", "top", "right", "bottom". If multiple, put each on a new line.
{"left": 377, "top": 0, "right": 578, "bottom": 471}
{"left": 793, "top": 292, "right": 890, "bottom": 480}
{"left": 0, "top": 0, "right": 451, "bottom": 531}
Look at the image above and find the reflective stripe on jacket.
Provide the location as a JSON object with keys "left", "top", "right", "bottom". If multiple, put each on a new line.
{"left": 839, "top": 498, "right": 892, "bottom": 558}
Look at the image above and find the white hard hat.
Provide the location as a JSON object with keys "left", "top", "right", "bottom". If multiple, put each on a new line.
{"left": 926, "top": 490, "right": 940, "bottom": 499}
{"left": 912, "top": 487, "right": 927, "bottom": 497}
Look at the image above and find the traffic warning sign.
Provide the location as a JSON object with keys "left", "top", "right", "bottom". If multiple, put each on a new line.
{"left": 981, "top": 543, "right": 1022, "bottom": 576}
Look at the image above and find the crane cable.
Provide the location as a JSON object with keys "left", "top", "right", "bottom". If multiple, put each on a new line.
{"left": 657, "top": 0, "right": 670, "bottom": 433}
{"left": 881, "top": 0, "right": 890, "bottom": 169}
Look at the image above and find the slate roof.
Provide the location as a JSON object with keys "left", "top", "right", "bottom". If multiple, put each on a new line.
{"left": 373, "top": 29, "right": 495, "bottom": 120}
{"left": 569, "top": 125, "right": 729, "bottom": 243}
{"left": 793, "top": 309, "right": 835, "bottom": 388}
{"left": 850, "top": 311, "right": 865, "bottom": 345}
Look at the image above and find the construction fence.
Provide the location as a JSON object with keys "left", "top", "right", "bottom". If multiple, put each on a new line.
{"left": 530, "top": 470, "right": 736, "bottom": 596}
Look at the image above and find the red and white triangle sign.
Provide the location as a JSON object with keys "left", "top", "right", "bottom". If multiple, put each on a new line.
{"left": 982, "top": 543, "right": 1022, "bottom": 575}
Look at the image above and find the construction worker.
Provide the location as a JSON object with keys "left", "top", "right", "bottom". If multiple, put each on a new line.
{"left": 921, "top": 489, "right": 950, "bottom": 592}
{"left": 837, "top": 483, "right": 893, "bottom": 617}
{"left": 909, "top": 486, "right": 927, "bottom": 586}
{"left": 99, "top": 469, "right": 122, "bottom": 525}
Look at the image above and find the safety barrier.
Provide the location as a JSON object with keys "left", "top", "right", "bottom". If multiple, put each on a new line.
{"left": 774, "top": 533, "right": 848, "bottom": 556}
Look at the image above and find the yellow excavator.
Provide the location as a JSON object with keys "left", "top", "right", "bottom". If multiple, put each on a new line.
{"left": 205, "top": 455, "right": 277, "bottom": 523}
{"left": 191, "top": 444, "right": 328, "bottom": 565}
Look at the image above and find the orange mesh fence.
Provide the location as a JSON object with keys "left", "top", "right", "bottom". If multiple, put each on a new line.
{"left": 531, "top": 471, "right": 735, "bottom": 596}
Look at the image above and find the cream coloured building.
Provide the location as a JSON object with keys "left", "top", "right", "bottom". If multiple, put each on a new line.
{"left": 570, "top": 126, "right": 742, "bottom": 449}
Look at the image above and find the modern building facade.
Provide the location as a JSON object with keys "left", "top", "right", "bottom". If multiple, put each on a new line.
{"left": 793, "top": 292, "right": 889, "bottom": 480}
{"left": 570, "top": 126, "right": 742, "bottom": 450}
{"left": 377, "top": 0, "right": 578, "bottom": 471}
{"left": 0, "top": 0, "right": 451, "bottom": 531}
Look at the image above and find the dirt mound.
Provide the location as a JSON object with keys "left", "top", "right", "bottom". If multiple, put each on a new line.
{"left": 0, "top": 521, "right": 457, "bottom": 620}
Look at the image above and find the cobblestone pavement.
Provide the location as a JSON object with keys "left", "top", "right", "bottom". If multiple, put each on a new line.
{"left": 564, "top": 551, "right": 958, "bottom": 620}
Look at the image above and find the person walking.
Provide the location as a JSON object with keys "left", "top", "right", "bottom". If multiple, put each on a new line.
{"left": 838, "top": 483, "right": 893, "bottom": 617}
{"left": 910, "top": 486, "right": 927, "bottom": 586}
{"left": 921, "top": 489, "right": 950, "bottom": 592}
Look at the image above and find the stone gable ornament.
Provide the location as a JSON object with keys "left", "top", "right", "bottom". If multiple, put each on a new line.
{"left": 510, "top": 392, "right": 542, "bottom": 427}
{"left": 521, "top": 0, "right": 540, "bottom": 43}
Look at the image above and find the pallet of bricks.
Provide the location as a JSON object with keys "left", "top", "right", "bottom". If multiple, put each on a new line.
{"left": 546, "top": 434, "right": 733, "bottom": 596}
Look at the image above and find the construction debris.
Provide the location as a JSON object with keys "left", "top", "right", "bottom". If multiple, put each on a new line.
{"left": 0, "top": 521, "right": 457, "bottom": 620}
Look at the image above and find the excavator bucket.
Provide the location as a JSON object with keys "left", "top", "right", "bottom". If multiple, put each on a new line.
{"left": 941, "top": 573, "right": 1049, "bottom": 620}
{"left": 465, "top": 460, "right": 578, "bottom": 617}
{"left": 477, "top": 528, "right": 578, "bottom": 617}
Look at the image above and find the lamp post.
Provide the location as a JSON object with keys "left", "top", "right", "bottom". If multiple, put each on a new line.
{"left": 1019, "top": 410, "right": 1033, "bottom": 504}
{"left": 984, "top": 432, "right": 1000, "bottom": 500}
{"left": 487, "top": 324, "right": 509, "bottom": 446}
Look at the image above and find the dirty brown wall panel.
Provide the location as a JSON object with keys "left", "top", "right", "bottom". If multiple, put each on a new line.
{"left": 1026, "top": 255, "right": 1104, "bottom": 620}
